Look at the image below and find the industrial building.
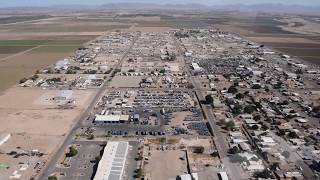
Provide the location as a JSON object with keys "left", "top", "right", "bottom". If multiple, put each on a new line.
{"left": 94, "top": 115, "right": 129, "bottom": 123}
{"left": 53, "top": 90, "right": 73, "bottom": 100}
{"left": 93, "top": 141, "right": 129, "bottom": 180}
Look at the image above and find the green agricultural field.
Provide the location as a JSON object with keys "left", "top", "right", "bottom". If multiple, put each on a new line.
{"left": 30, "top": 45, "right": 82, "bottom": 53}
{"left": 0, "top": 40, "right": 49, "bottom": 46}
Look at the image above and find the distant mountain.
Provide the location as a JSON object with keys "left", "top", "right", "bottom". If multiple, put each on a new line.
{"left": 212, "top": 3, "right": 320, "bottom": 15}
{"left": 0, "top": 3, "right": 319, "bottom": 15}
{"left": 100, "top": 3, "right": 208, "bottom": 10}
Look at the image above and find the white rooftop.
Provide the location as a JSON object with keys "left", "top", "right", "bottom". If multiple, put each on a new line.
{"left": 94, "top": 141, "right": 129, "bottom": 180}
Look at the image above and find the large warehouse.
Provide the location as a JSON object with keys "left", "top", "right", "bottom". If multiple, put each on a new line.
{"left": 93, "top": 141, "right": 129, "bottom": 180}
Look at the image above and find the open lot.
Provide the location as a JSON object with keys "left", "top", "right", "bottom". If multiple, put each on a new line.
{"left": 0, "top": 87, "right": 97, "bottom": 179}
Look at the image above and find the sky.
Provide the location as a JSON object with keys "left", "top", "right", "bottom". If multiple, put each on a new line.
{"left": 1, "top": 0, "right": 320, "bottom": 7}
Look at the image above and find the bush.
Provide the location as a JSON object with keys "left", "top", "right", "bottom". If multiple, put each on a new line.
{"left": 19, "top": 78, "right": 28, "bottom": 84}
{"left": 66, "top": 146, "right": 78, "bottom": 157}
{"left": 228, "top": 146, "right": 239, "bottom": 154}
{"left": 228, "top": 86, "right": 238, "bottom": 94}
{"left": 225, "top": 120, "right": 235, "bottom": 130}
{"left": 205, "top": 95, "right": 213, "bottom": 105}
{"left": 30, "top": 74, "right": 39, "bottom": 81}
{"left": 235, "top": 93, "right": 244, "bottom": 99}
{"left": 244, "top": 105, "right": 255, "bottom": 114}
{"left": 252, "top": 84, "right": 261, "bottom": 89}
{"left": 48, "top": 176, "right": 57, "bottom": 180}
{"left": 159, "top": 69, "right": 166, "bottom": 74}
{"left": 193, "top": 146, "right": 204, "bottom": 154}
{"left": 133, "top": 168, "right": 143, "bottom": 178}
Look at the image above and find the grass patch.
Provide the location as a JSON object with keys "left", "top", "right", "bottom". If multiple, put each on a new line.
{"left": 0, "top": 40, "right": 49, "bottom": 46}
{"left": 30, "top": 45, "right": 81, "bottom": 53}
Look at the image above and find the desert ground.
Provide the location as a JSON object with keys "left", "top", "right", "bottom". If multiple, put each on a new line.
{"left": 0, "top": 87, "right": 97, "bottom": 179}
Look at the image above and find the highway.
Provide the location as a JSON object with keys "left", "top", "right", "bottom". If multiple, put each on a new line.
{"left": 37, "top": 33, "right": 140, "bottom": 180}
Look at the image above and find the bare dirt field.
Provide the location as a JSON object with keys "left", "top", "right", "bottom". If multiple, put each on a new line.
{"left": 0, "top": 134, "right": 62, "bottom": 180}
{"left": 0, "top": 87, "right": 96, "bottom": 135}
{"left": 145, "top": 150, "right": 187, "bottom": 180}
{"left": 109, "top": 76, "right": 142, "bottom": 88}
{"left": 0, "top": 87, "right": 97, "bottom": 179}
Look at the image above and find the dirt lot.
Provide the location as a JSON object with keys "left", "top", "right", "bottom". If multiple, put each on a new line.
{"left": 0, "top": 87, "right": 96, "bottom": 135}
{"left": 109, "top": 76, "right": 142, "bottom": 88}
{"left": 0, "top": 134, "right": 61, "bottom": 180}
{"left": 145, "top": 150, "right": 187, "bottom": 180}
{"left": 0, "top": 87, "right": 97, "bottom": 179}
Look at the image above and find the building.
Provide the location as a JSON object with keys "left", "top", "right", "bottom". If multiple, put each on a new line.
{"left": 53, "top": 90, "right": 73, "bottom": 101}
{"left": 0, "top": 133, "right": 10, "bottom": 147}
{"left": 95, "top": 115, "right": 129, "bottom": 123}
{"left": 94, "top": 141, "right": 129, "bottom": 180}
{"left": 133, "top": 114, "right": 140, "bottom": 122}
{"left": 191, "top": 63, "right": 202, "bottom": 72}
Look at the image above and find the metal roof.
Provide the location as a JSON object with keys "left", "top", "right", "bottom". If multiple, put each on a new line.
{"left": 94, "top": 141, "right": 129, "bottom": 180}
{"left": 95, "top": 115, "right": 121, "bottom": 122}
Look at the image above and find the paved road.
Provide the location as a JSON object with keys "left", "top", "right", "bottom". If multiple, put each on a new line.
{"left": 37, "top": 33, "right": 140, "bottom": 180}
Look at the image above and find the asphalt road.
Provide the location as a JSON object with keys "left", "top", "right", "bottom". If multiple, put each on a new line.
{"left": 37, "top": 33, "right": 140, "bottom": 180}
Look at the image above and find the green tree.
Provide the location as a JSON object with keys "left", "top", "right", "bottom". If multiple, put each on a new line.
{"left": 66, "top": 146, "right": 78, "bottom": 157}
{"left": 235, "top": 93, "right": 244, "bottom": 99}
{"left": 48, "top": 176, "right": 57, "bottom": 180}
{"left": 205, "top": 95, "right": 213, "bottom": 105}
{"left": 244, "top": 105, "right": 256, "bottom": 114}
{"left": 19, "top": 78, "right": 28, "bottom": 84}
{"left": 225, "top": 120, "right": 235, "bottom": 130}
{"left": 228, "top": 86, "right": 238, "bottom": 94}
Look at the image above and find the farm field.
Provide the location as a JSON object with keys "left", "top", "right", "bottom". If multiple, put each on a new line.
{"left": 0, "top": 39, "right": 92, "bottom": 93}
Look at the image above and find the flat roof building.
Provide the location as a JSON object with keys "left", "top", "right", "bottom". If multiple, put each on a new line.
{"left": 94, "top": 141, "right": 129, "bottom": 180}
{"left": 54, "top": 90, "right": 73, "bottom": 100}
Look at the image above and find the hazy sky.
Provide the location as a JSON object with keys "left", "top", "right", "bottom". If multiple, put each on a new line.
{"left": 1, "top": 0, "right": 320, "bottom": 7}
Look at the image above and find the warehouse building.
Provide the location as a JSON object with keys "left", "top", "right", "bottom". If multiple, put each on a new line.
{"left": 95, "top": 114, "right": 129, "bottom": 123}
{"left": 94, "top": 141, "right": 129, "bottom": 180}
{"left": 53, "top": 90, "right": 73, "bottom": 100}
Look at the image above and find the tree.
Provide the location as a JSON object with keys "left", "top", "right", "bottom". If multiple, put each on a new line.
{"left": 66, "top": 146, "right": 78, "bottom": 157}
{"left": 19, "top": 78, "right": 28, "bottom": 84}
{"left": 48, "top": 176, "right": 57, "bottom": 180}
{"left": 228, "top": 86, "right": 238, "bottom": 94}
{"left": 159, "top": 69, "right": 166, "bottom": 74}
{"left": 282, "top": 151, "right": 290, "bottom": 158}
{"left": 87, "top": 134, "right": 94, "bottom": 140}
{"left": 288, "top": 131, "right": 298, "bottom": 139}
{"left": 244, "top": 105, "right": 256, "bottom": 114}
{"left": 270, "top": 162, "right": 280, "bottom": 171}
{"left": 253, "top": 169, "right": 273, "bottom": 179}
{"left": 210, "top": 151, "right": 219, "bottom": 157}
{"left": 228, "top": 146, "right": 239, "bottom": 154}
{"left": 261, "top": 124, "right": 269, "bottom": 131}
{"left": 252, "top": 84, "right": 261, "bottom": 89}
{"left": 205, "top": 95, "right": 213, "bottom": 105}
{"left": 232, "top": 104, "right": 242, "bottom": 115}
{"left": 251, "top": 124, "right": 260, "bottom": 130}
{"left": 253, "top": 115, "right": 261, "bottom": 121}
{"left": 193, "top": 146, "right": 204, "bottom": 154}
{"left": 235, "top": 93, "right": 244, "bottom": 99}
{"left": 31, "top": 74, "right": 39, "bottom": 81}
{"left": 225, "top": 120, "right": 235, "bottom": 130}
{"left": 133, "top": 168, "right": 143, "bottom": 178}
